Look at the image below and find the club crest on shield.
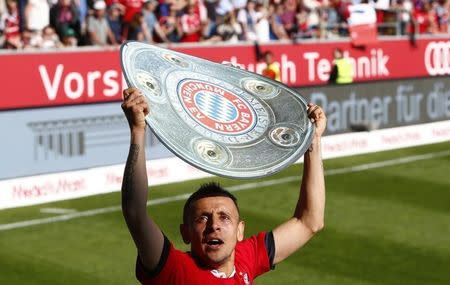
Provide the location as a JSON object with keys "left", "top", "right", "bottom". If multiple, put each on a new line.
{"left": 178, "top": 79, "right": 256, "bottom": 135}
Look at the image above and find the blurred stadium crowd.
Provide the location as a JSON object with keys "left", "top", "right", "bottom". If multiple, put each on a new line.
{"left": 0, "top": 0, "right": 448, "bottom": 49}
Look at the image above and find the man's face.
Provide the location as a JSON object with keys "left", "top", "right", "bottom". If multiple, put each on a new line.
{"left": 181, "top": 196, "right": 244, "bottom": 268}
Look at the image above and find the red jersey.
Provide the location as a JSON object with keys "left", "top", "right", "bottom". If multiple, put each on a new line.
{"left": 413, "top": 9, "right": 430, "bottom": 34}
{"left": 120, "top": 0, "right": 145, "bottom": 23}
{"left": 180, "top": 13, "right": 202, "bottom": 43}
{"left": 0, "top": 10, "right": 20, "bottom": 40}
{"left": 136, "top": 232, "right": 273, "bottom": 285}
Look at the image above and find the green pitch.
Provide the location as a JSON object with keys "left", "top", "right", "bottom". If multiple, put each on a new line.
{"left": 1, "top": 142, "right": 449, "bottom": 285}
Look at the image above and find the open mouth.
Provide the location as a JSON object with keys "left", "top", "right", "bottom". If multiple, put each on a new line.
{"left": 205, "top": 238, "right": 224, "bottom": 247}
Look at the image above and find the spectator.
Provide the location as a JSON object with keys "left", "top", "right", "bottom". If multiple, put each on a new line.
{"left": 119, "top": 0, "right": 144, "bottom": 24}
{"left": 305, "top": 6, "right": 321, "bottom": 38}
{"left": 237, "top": 0, "right": 258, "bottom": 41}
{"left": 394, "top": 0, "right": 413, "bottom": 35}
{"left": 295, "top": 7, "right": 313, "bottom": 38}
{"left": 180, "top": 3, "right": 202, "bottom": 42}
{"left": 87, "top": 0, "right": 117, "bottom": 45}
{"left": 41, "top": 25, "right": 62, "bottom": 48}
{"left": 254, "top": 1, "right": 270, "bottom": 42}
{"left": 1, "top": 0, "right": 442, "bottom": 48}
{"left": 279, "top": 0, "right": 296, "bottom": 36}
{"left": 126, "top": 11, "right": 145, "bottom": 40}
{"left": 157, "top": 4, "right": 182, "bottom": 42}
{"left": 193, "top": 0, "right": 209, "bottom": 22}
{"left": 78, "top": 0, "right": 88, "bottom": 25}
{"left": 262, "top": 50, "right": 281, "bottom": 81}
{"left": 215, "top": 0, "right": 234, "bottom": 24}
{"left": 425, "top": 1, "right": 439, "bottom": 33}
{"left": 49, "top": 0, "right": 81, "bottom": 43}
{"left": 24, "top": 0, "right": 50, "bottom": 32}
{"left": 192, "top": 0, "right": 210, "bottom": 38}
{"left": 325, "top": 0, "right": 341, "bottom": 38}
{"left": 328, "top": 48, "right": 353, "bottom": 84}
{"left": 21, "top": 28, "right": 42, "bottom": 48}
{"left": 142, "top": 0, "right": 167, "bottom": 42}
{"left": 61, "top": 26, "right": 78, "bottom": 47}
{"left": 336, "top": 0, "right": 351, "bottom": 36}
{"left": 411, "top": 1, "right": 434, "bottom": 34}
{"left": 434, "top": 0, "right": 448, "bottom": 33}
{"left": 0, "top": 0, "right": 21, "bottom": 48}
{"left": 212, "top": 10, "right": 242, "bottom": 42}
{"left": 203, "top": 0, "right": 218, "bottom": 32}
{"left": 268, "top": 3, "right": 289, "bottom": 40}
{"left": 107, "top": 3, "right": 124, "bottom": 44}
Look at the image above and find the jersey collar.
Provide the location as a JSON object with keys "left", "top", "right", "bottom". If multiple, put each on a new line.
{"left": 210, "top": 267, "right": 236, "bottom": 278}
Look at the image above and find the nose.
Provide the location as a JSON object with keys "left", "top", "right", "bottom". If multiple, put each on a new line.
{"left": 206, "top": 215, "right": 221, "bottom": 232}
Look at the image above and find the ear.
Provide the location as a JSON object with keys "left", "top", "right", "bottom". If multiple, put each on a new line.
{"left": 237, "top": 220, "right": 245, "bottom": 242}
{"left": 180, "top": 224, "right": 191, "bottom": 244}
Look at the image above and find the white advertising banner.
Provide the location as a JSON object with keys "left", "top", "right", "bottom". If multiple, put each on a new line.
{"left": 0, "top": 120, "right": 449, "bottom": 210}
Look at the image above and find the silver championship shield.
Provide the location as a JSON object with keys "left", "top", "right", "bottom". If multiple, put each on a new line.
{"left": 120, "top": 41, "right": 314, "bottom": 179}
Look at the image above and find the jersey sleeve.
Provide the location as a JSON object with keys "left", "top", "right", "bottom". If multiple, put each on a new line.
{"left": 135, "top": 235, "right": 180, "bottom": 284}
{"left": 236, "top": 231, "right": 275, "bottom": 279}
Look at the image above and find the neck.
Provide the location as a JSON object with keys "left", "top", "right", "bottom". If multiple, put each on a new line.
{"left": 192, "top": 252, "right": 236, "bottom": 277}
{"left": 213, "top": 258, "right": 235, "bottom": 277}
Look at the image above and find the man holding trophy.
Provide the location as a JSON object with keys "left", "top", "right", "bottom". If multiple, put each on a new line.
{"left": 120, "top": 85, "right": 326, "bottom": 284}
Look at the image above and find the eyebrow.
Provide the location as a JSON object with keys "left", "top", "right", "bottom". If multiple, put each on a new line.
{"left": 194, "top": 210, "right": 233, "bottom": 217}
{"left": 218, "top": 210, "right": 231, "bottom": 216}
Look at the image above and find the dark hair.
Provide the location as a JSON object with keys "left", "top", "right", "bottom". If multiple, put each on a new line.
{"left": 182, "top": 182, "right": 239, "bottom": 224}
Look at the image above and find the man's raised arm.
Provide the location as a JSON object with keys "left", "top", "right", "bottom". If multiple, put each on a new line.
{"left": 272, "top": 104, "right": 326, "bottom": 264}
{"left": 121, "top": 87, "right": 164, "bottom": 271}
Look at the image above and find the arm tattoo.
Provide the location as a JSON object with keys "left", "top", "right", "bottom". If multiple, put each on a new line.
{"left": 122, "top": 144, "right": 140, "bottom": 194}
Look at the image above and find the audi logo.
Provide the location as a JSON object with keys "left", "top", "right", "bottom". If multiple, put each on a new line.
{"left": 424, "top": 41, "right": 450, "bottom": 76}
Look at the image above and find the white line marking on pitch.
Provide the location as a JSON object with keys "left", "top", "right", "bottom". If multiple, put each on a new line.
{"left": 40, "top": 208, "right": 78, "bottom": 215}
{"left": 1, "top": 150, "right": 449, "bottom": 232}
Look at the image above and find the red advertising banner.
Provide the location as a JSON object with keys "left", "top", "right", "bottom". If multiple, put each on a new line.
{"left": 1, "top": 37, "right": 449, "bottom": 110}
{"left": 0, "top": 50, "right": 126, "bottom": 110}
{"left": 349, "top": 24, "right": 378, "bottom": 46}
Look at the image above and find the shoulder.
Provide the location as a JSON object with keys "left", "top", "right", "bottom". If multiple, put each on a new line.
{"left": 235, "top": 232, "right": 273, "bottom": 279}
{"left": 136, "top": 236, "right": 206, "bottom": 284}
{"left": 236, "top": 232, "right": 268, "bottom": 256}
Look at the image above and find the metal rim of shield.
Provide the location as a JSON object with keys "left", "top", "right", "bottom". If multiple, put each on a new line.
{"left": 120, "top": 41, "right": 314, "bottom": 179}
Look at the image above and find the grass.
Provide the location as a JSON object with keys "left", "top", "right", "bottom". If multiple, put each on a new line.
{"left": 0, "top": 141, "right": 449, "bottom": 285}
